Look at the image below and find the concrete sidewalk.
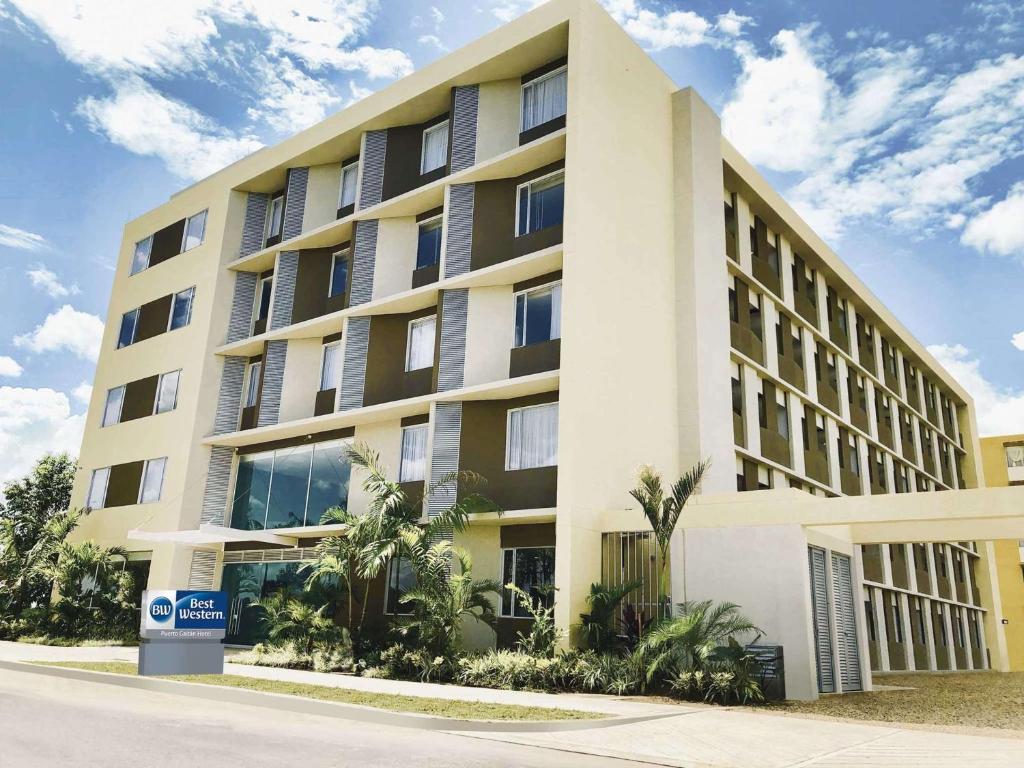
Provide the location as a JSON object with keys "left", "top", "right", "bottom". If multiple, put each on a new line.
{"left": 3, "top": 641, "right": 1022, "bottom": 766}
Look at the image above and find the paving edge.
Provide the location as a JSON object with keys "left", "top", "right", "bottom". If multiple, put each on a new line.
{"left": 0, "top": 660, "right": 679, "bottom": 733}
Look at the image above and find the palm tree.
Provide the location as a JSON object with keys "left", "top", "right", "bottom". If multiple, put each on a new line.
{"left": 637, "top": 599, "right": 760, "bottom": 683}
{"left": 578, "top": 579, "right": 644, "bottom": 652}
{"left": 301, "top": 506, "right": 372, "bottom": 635}
{"left": 43, "top": 539, "right": 128, "bottom": 601}
{"left": 629, "top": 460, "right": 709, "bottom": 619}
{"left": 257, "top": 591, "right": 337, "bottom": 655}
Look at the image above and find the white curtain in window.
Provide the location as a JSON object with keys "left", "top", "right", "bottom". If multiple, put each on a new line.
{"left": 507, "top": 403, "right": 558, "bottom": 470}
{"left": 139, "top": 458, "right": 167, "bottom": 503}
{"left": 320, "top": 344, "right": 340, "bottom": 390}
{"left": 522, "top": 69, "right": 567, "bottom": 131}
{"left": 421, "top": 123, "right": 449, "bottom": 173}
{"left": 400, "top": 425, "right": 428, "bottom": 482}
{"left": 87, "top": 467, "right": 109, "bottom": 509}
{"left": 1007, "top": 446, "right": 1024, "bottom": 467}
{"left": 245, "top": 362, "right": 262, "bottom": 407}
{"left": 155, "top": 371, "right": 180, "bottom": 414}
{"left": 339, "top": 164, "right": 358, "bottom": 207}
{"left": 549, "top": 283, "right": 562, "bottom": 339}
{"left": 406, "top": 317, "right": 436, "bottom": 371}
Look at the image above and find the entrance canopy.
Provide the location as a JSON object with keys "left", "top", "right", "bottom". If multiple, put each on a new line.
{"left": 127, "top": 523, "right": 348, "bottom": 549}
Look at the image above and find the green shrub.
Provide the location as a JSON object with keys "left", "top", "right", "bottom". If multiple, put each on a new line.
{"left": 378, "top": 643, "right": 450, "bottom": 682}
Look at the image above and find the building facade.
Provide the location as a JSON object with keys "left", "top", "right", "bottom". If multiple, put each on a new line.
{"left": 68, "top": 0, "right": 1018, "bottom": 697}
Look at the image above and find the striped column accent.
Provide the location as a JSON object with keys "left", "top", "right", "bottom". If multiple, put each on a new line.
{"left": 427, "top": 402, "right": 462, "bottom": 526}
{"left": 257, "top": 340, "right": 288, "bottom": 426}
{"left": 269, "top": 251, "right": 298, "bottom": 331}
{"left": 437, "top": 289, "right": 468, "bottom": 392}
{"left": 282, "top": 167, "right": 308, "bottom": 240}
{"left": 212, "top": 356, "right": 246, "bottom": 435}
{"left": 349, "top": 220, "right": 378, "bottom": 306}
{"left": 450, "top": 85, "right": 479, "bottom": 173}
{"left": 338, "top": 317, "right": 370, "bottom": 411}
{"left": 187, "top": 551, "right": 218, "bottom": 589}
{"left": 444, "top": 184, "right": 474, "bottom": 278}
{"left": 239, "top": 192, "right": 269, "bottom": 258}
{"left": 358, "top": 130, "right": 387, "bottom": 209}
{"left": 227, "top": 272, "right": 258, "bottom": 343}
{"left": 200, "top": 446, "right": 234, "bottom": 525}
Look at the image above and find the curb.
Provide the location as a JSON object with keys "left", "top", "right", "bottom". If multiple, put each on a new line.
{"left": 0, "top": 660, "right": 678, "bottom": 733}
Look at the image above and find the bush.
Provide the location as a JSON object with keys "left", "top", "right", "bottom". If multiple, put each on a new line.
{"left": 229, "top": 643, "right": 356, "bottom": 673}
{"left": 377, "top": 643, "right": 450, "bottom": 682}
{"left": 455, "top": 648, "right": 647, "bottom": 694}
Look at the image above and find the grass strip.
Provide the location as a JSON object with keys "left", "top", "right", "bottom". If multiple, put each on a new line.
{"left": 31, "top": 661, "right": 601, "bottom": 722}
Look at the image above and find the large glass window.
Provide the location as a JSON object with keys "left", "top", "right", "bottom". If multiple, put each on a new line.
{"left": 385, "top": 557, "right": 416, "bottom": 615}
{"left": 338, "top": 161, "right": 359, "bottom": 208}
{"left": 506, "top": 402, "right": 558, "bottom": 470}
{"left": 130, "top": 236, "right": 152, "bottom": 275}
{"left": 117, "top": 309, "right": 139, "bottom": 349}
{"left": 501, "top": 546, "right": 555, "bottom": 617}
{"left": 102, "top": 386, "right": 124, "bottom": 427}
{"left": 320, "top": 342, "right": 340, "bottom": 391}
{"left": 181, "top": 209, "right": 207, "bottom": 251}
{"left": 138, "top": 457, "right": 166, "bottom": 504}
{"left": 169, "top": 287, "right": 195, "bottom": 330}
{"left": 223, "top": 561, "right": 327, "bottom": 645}
{"left": 521, "top": 66, "right": 567, "bottom": 132}
{"left": 416, "top": 217, "right": 443, "bottom": 269}
{"left": 514, "top": 282, "right": 561, "bottom": 347}
{"left": 399, "top": 425, "right": 428, "bottom": 482}
{"left": 516, "top": 172, "right": 564, "bottom": 236}
{"left": 87, "top": 467, "right": 109, "bottom": 509}
{"left": 406, "top": 316, "right": 436, "bottom": 371}
{"left": 329, "top": 250, "right": 349, "bottom": 299}
{"left": 266, "top": 195, "right": 284, "bottom": 239}
{"left": 154, "top": 370, "right": 180, "bottom": 414}
{"left": 420, "top": 121, "right": 449, "bottom": 174}
{"left": 229, "top": 441, "right": 352, "bottom": 531}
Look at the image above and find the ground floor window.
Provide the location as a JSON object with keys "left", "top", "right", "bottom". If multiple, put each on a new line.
{"left": 385, "top": 557, "right": 416, "bottom": 615}
{"left": 500, "top": 546, "right": 555, "bottom": 617}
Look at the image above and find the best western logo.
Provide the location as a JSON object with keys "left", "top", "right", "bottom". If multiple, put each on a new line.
{"left": 149, "top": 596, "right": 174, "bottom": 623}
{"left": 141, "top": 590, "right": 228, "bottom": 637}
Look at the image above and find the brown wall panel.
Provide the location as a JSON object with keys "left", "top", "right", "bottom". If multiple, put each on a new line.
{"left": 105, "top": 461, "right": 144, "bottom": 507}
{"left": 509, "top": 339, "right": 560, "bottom": 378}
{"left": 120, "top": 375, "right": 159, "bottom": 422}
{"left": 500, "top": 522, "right": 555, "bottom": 549}
{"left": 381, "top": 112, "right": 450, "bottom": 201}
{"left": 135, "top": 294, "right": 173, "bottom": 343}
{"left": 363, "top": 307, "right": 436, "bottom": 407}
{"left": 149, "top": 220, "right": 185, "bottom": 266}
{"left": 291, "top": 247, "right": 337, "bottom": 324}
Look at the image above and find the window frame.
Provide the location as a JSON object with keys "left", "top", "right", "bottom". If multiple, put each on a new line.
{"left": 153, "top": 370, "right": 181, "bottom": 415}
{"left": 167, "top": 286, "right": 195, "bottom": 331}
{"left": 243, "top": 360, "right": 262, "bottom": 409}
{"left": 505, "top": 401, "right": 559, "bottom": 471}
{"left": 419, "top": 120, "right": 450, "bottom": 175}
{"left": 138, "top": 457, "right": 167, "bottom": 504}
{"left": 384, "top": 556, "right": 416, "bottom": 616}
{"left": 87, "top": 467, "right": 110, "bottom": 510}
{"left": 130, "top": 235, "right": 153, "bottom": 275}
{"left": 253, "top": 275, "right": 273, "bottom": 328}
{"left": 117, "top": 308, "right": 139, "bottom": 349}
{"left": 328, "top": 249, "right": 349, "bottom": 299}
{"left": 512, "top": 279, "right": 562, "bottom": 348}
{"left": 514, "top": 169, "right": 565, "bottom": 237}
{"left": 415, "top": 215, "right": 444, "bottom": 270}
{"left": 338, "top": 160, "right": 360, "bottom": 208}
{"left": 319, "top": 341, "right": 341, "bottom": 392}
{"left": 399, "top": 424, "right": 429, "bottom": 483}
{"left": 102, "top": 386, "right": 125, "bottom": 427}
{"left": 500, "top": 544, "right": 556, "bottom": 618}
{"left": 405, "top": 315, "right": 437, "bottom": 372}
{"left": 180, "top": 209, "right": 208, "bottom": 252}
{"left": 519, "top": 64, "right": 568, "bottom": 133}
{"left": 266, "top": 194, "right": 285, "bottom": 239}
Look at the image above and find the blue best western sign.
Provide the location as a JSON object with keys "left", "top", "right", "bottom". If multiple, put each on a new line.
{"left": 141, "top": 590, "right": 228, "bottom": 640}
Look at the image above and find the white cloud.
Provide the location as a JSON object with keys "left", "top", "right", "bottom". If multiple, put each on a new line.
{"left": 76, "top": 77, "right": 264, "bottom": 181}
{"left": 0, "top": 224, "right": 47, "bottom": 252}
{"left": 1012, "top": 331, "right": 1024, "bottom": 352}
{"left": 928, "top": 343, "right": 1024, "bottom": 435}
{"left": 13, "top": 305, "right": 105, "bottom": 363}
{"left": 27, "top": 265, "right": 79, "bottom": 298}
{"left": 430, "top": 7, "right": 445, "bottom": 26}
{"left": 0, "top": 356, "right": 23, "bottom": 378}
{"left": 961, "top": 182, "right": 1024, "bottom": 258}
{"left": 72, "top": 381, "right": 93, "bottom": 405}
{"left": 418, "top": 35, "right": 448, "bottom": 52}
{"left": 622, "top": 9, "right": 711, "bottom": 50}
{"left": 347, "top": 81, "right": 374, "bottom": 104}
{"left": 716, "top": 10, "right": 753, "bottom": 37}
{"left": 246, "top": 56, "right": 342, "bottom": 133}
{"left": 0, "top": 387, "right": 85, "bottom": 485}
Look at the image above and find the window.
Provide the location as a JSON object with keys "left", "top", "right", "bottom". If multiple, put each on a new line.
{"left": 1006, "top": 446, "right": 1024, "bottom": 467}
{"left": 792, "top": 326, "right": 803, "bottom": 365}
{"left": 890, "top": 594, "right": 903, "bottom": 643}
{"left": 420, "top": 121, "right": 449, "bottom": 174}
{"left": 405, "top": 316, "right": 436, "bottom": 371}
{"left": 516, "top": 171, "right": 564, "bottom": 236}
{"left": 521, "top": 65, "right": 567, "bottom": 132}
{"left": 338, "top": 161, "right": 359, "bottom": 208}
{"left": 130, "top": 236, "right": 153, "bottom": 275}
{"left": 913, "top": 597, "right": 926, "bottom": 644}
{"left": 102, "top": 386, "right": 125, "bottom": 427}
{"left": 243, "top": 361, "right": 262, "bottom": 408}
{"left": 169, "top": 287, "right": 195, "bottom": 330}
{"left": 117, "top": 309, "right": 139, "bottom": 349}
{"left": 748, "top": 291, "right": 762, "bottom": 339}
{"left": 319, "top": 342, "right": 340, "bottom": 391}
{"left": 254, "top": 276, "right": 273, "bottom": 327}
{"left": 385, "top": 557, "right": 416, "bottom": 615}
{"left": 815, "top": 413, "right": 827, "bottom": 452}
{"left": 501, "top": 546, "right": 555, "bottom": 617}
{"left": 506, "top": 402, "right": 558, "bottom": 470}
{"left": 138, "top": 457, "right": 167, "bottom": 504}
{"left": 87, "top": 467, "right": 109, "bottom": 509}
{"left": 266, "top": 195, "right": 284, "bottom": 239}
{"left": 776, "top": 390, "right": 789, "bottom": 440}
{"left": 181, "top": 210, "right": 207, "bottom": 251}
{"left": 865, "top": 598, "right": 876, "bottom": 642}
{"left": 514, "top": 282, "right": 562, "bottom": 347}
{"left": 329, "top": 250, "right": 349, "bottom": 299}
{"left": 756, "top": 464, "right": 771, "bottom": 489}
{"left": 848, "top": 435, "right": 860, "bottom": 475}
{"left": 731, "top": 362, "right": 742, "bottom": 416}
{"left": 154, "top": 370, "right": 180, "bottom": 414}
{"left": 399, "top": 424, "right": 428, "bottom": 482}
{"left": 416, "top": 216, "right": 443, "bottom": 269}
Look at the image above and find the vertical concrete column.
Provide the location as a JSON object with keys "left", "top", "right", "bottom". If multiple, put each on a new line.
{"left": 813, "top": 272, "right": 829, "bottom": 334}
{"left": 762, "top": 298, "right": 780, "bottom": 378}
{"left": 788, "top": 393, "right": 805, "bottom": 478}
{"left": 883, "top": 452, "right": 896, "bottom": 494}
{"left": 894, "top": 348, "right": 907, "bottom": 401}
{"left": 825, "top": 417, "right": 841, "bottom": 493}
{"left": 743, "top": 371, "right": 761, "bottom": 456}
{"left": 880, "top": 544, "right": 894, "bottom": 586}
{"left": 923, "top": 597, "right": 938, "bottom": 670}
{"left": 911, "top": 414, "right": 924, "bottom": 476}
{"left": 873, "top": 585, "right": 890, "bottom": 671}
{"left": 865, "top": 381, "right": 879, "bottom": 441}
{"left": 960, "top": 606, "right": 975, "bottom": 670}
{"left": 852, "top": 546, "right": 875, "bottom": 692}
{"left": 941, "top": 602, "right": 958, "bottom": 670}
{"left": 802, "top": 328, "right": 819, "bottom": 403}
{"left": 836, "top": 357, "right": 851, "bottom": 424}
{"left": 898, "top": 592, "right": 915, "bottom": 670}
{"left": 735, "top": 195, "right": 753, "bottom": 274}
{"left": 975, "top": 540, "right": 1009, "bottom": 671}
{"left": 857, "top": 435, "right": 871, "bottom": 496}
{"left": 779, "top": 237, "right": 795, "bottom": 310}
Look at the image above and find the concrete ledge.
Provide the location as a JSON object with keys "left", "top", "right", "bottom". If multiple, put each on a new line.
{"left": 0, "top": 660, "right": 678, "bottom": 733}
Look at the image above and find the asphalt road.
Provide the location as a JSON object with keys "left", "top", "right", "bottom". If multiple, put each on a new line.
{"left": 0, "top": 668, "right": 649, "bottom": 768}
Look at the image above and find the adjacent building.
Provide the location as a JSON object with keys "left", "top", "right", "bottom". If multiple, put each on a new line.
{"left": 68, "top": 0, "right": 1022, "bottom": 698}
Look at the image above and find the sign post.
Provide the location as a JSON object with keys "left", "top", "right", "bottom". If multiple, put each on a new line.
{"left": 139, "top": 590, "right": 228, "bottom": 676}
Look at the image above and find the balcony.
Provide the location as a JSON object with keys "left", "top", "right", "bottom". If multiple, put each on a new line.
{"left": 803, "top": 448, "right": 829, "bottom": 486}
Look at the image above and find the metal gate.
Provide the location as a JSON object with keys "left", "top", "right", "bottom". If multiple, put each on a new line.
{"left": 807, "top": 546, "right": 835, "bottom": 693}
{"left": 831, "top": 551, "right": 863, "bottom": 691}
{"left": 601, "top": 531, "right": 663, "bottom": 623}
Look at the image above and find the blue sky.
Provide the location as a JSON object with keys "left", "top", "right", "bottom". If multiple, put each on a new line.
{"left": 0, "top": 0, "right": 1022, "bottom": 483}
